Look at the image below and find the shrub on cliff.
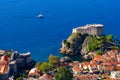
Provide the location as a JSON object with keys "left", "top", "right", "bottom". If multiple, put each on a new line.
{"left": 97, "top": 50, "right": 104, "bottom": 55}
{"left": 64, "top": 41, "right": 71, "bottom": 48}
{"left": 106, "top": 34, "right": 113, "bottom": 42}
{"left": 35, "top": 62, "right": 50, "bottom": 73}
{"left": 87, "top": 43, "right": 99, "bottom": 51}
{"left": 54, "top": 67, "right": 73, "bottom": 80}
{"left": 40, "top": 62, "right": 50, "bottom": 73}
{"left": 16, "top": 74, "right": 28, "bottom": 80}
{"left": 35, "top": 55, "right": 60, "bottom": 73}
{"left": 67, "top": 33, "right": 81, "bottom": 44}
{"left": 87, "top": 35, "right": 114, "bottom": 51}
{"left": 48, "top": 55, "right": 60, "bottom": 69}
{"left": 35, "top": 62, "right": 41, "bottom": 71}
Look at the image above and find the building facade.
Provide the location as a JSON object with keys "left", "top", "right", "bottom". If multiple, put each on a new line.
{"left": 111, "top": 71, "right": 120, "bottom": 79}
{"left": 72, "top": 24, "right": 104, "bottom": 36}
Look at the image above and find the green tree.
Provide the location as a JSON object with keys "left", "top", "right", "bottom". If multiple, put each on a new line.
{"left": 35, "top": 62, "right": 50, "bottom": 73}
{"left": 35, "top": 62, "right": 41, "bottom": 70}
{"left": 106, "top": 34, "right": 113, "bottom": 42}
{"left": 97, "top": 50, "right": 103, "bottom": 55}
{"left": 54, "top": 67, "right": 73, "bottom": 80}
{"left": 16, "top": 74, "right": 28, "bottom": 80}
{"left": 65, "top": 41, "right": 71, "bottom": 48}
{"left": 40, "top": 62, "right": 50, "bottom": 73}
{"left": 48, "top": 55, "right": 60, "bottom": 69}
{"left": 16, "top": 77, "right": 23, "bottom": 80}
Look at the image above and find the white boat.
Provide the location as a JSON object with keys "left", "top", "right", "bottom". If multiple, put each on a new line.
{"left": 38, "top": 14, "right": 44, "bottom": 18}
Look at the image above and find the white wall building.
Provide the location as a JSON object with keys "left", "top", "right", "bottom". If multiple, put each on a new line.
{"left": 111, "top": 71, "right": 120, "bottom": 79}
{"left": 72, "top": 24, "right": 104, "bottom": 36}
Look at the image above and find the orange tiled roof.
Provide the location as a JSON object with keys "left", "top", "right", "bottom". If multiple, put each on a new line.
{"left": 39, "top": 74, "right": 53, "bottom": 80}
{"left": 72, "top": 62, "right": 79, "bottom": 67}
{"left": 115, "top": 66, "right": 120, "bottom": 70}
{"left": 0, "top": 65, "right": 8, "bottom": 74}
{"left": 28, "top": 68, "right": 40, "bottom": 77}
{"left": 102, "top": 62, "right": 112, "bottom": 66}
{"left": 75, "top": 74, "right": 98, "bottom": 80}
{"left": 0, "top": 55, "right": 9, "bottom": 63}
{"left": 103, "top": 65, "right": 114, "bottom": 71}
{"left": 82, "top": 62, "right": 89, "bottom": 66}
{"left": 117, "top": 54, "right": 120, "bottom": 58}
{"left": 0, "top": 61, "right": 7, "bottom": 65}
{"left": 102, "top": 74, "right": 108, "bottom": 79}
{"left": 72, "top": 66, "right": 83, "bottom": 72}
{"left": 111, "top": 50, "right": 118, "bottom": 53}
{"left": 94, "top": 55, "right": 103, "bottom": 59}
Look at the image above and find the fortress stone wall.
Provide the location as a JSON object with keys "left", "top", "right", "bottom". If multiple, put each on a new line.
{"left": 72, "top": 24, "right": 104, "bottom": 36}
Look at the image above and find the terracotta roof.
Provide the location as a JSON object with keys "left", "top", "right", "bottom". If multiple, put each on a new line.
{"left": 0, "top": 65, "right": 8, "bottom": 74}
{"left": 39, "top": 74, "right": 53, "bottom": 80}
{"left": 117, "top": 54, "right": 120, "bottom": 58}
{"left": 0, "top": 55, "right": 9, "bottom": 63}
{"left": 102, "top": 74, "right": 108, "bottom": 79}
{"left": 103, "top": 65, "right": 114, "bottom": 71}
{"left": 72, "top": 61, "right": 79, "bottom": 67}
{"left": 90, "top": 60, "right": 97, "bottom": 64}
{"left": 75, "top": 74, "right": 98, "bottom": 80}
{"left": 105, "top": 78, "right": 116, "bottom": 80}
{"left": 88, "top": 64, "right": 98, "bottom": 69}
{"left": 94, "top": 55, "right": 103, "bottom": 59}
{"left": 29, "top": 68, "right": 40, "bottom": 77}
{"left": 111, "top": 50, "right": 118, "bottom": 54}
{"left": 82, "top": 62, "right": 89, "bottom": 66}
{"left": 0, "top": 61, "right": 7, "bottom": 65}
{"left": 90, "top": 59, "right": 102, "bottom": 65}
{"left": 72, "top": 66, "right": 83, "bottom": 72}
{"left": 71, "top": 62, "right": 79, "bottom": 67}
{"left": 115, "top": 66, "right": 120, "bottom": 70}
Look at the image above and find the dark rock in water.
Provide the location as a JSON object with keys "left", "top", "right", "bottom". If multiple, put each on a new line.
{"left": 10, "top": 52, "right": 19, "bottom": 61}
{"left": 60, "top": 56, "right": 72, "bottom": 63}
{"left": 18, "top": 52, "right": 31, "bottom": 58}
{"left": 16, "top": 52, "right": 35, "bottom": 69}
{"left": 16, "top": 58, "right": 26, "bottom": 68}
{"left": 26, "top": 57, "right": 36, "bottom": 68}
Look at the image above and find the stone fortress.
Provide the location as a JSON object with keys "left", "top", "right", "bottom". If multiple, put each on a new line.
{"left": 72, "top": 24, "right": 104, "bottom": 36}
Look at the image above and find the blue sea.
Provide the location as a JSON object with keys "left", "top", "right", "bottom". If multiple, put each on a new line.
{"left": 0, "top": 0, "right": 120, "bottom": 61}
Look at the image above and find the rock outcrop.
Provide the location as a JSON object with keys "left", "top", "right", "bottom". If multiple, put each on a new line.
{"left": 60, "top": 33, "right": 120, "bottom": 60}
{"left": 81, "top": 36, "right": 93, "bottom": 55}
{"left": 16, "top": 58, "right": 26, "bottom": 68}
{"left": 60, "top": 33, "right": 88, "bottom": 55}
{"left": 60, "top": 56, "right": 72, "bottom": 63}
{"left": 10, "top": 52, "right": 36, "bottom": 70}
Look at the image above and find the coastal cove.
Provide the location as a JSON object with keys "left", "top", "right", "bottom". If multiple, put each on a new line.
{"left": 0, "top": 0, "right": 120, "bottom": 61}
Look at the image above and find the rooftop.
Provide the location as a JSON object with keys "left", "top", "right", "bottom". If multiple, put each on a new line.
{"left": 74, "top": 24, "right": 104, "bottom": 29}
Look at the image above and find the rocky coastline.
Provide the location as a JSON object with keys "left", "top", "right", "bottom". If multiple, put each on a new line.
{"left": 60, "top": 33, "right": 120, "bottom": 60}
{"left": 0, "top": 50, "right": 36, "bottom": 80}
{"left": 1, "top": 24, "right": 120, "bottom": 80}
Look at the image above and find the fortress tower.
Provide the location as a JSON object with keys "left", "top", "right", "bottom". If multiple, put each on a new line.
{"left": 72, "top": 24, "right": 104, "bottom": 36}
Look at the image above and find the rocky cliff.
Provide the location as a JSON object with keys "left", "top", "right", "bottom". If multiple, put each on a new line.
{"left": 60, "top": 33, "right": 120, "bottom": 59}
{"left": 10, "top": 52, "right": 36, "bottom": 70}
{"left": 60, "top": 33, "right": 88, "bottom": 55}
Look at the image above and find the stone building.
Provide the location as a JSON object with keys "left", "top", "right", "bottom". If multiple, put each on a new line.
{"left": 111, "top": 71, "right": 120, "bottom": 79}
{"left": 72, "top": 24, "right": 104, "bottom": 36}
